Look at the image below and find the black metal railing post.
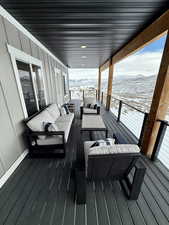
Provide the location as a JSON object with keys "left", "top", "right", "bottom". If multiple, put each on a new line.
{"left": 138, "top": 112, "right": 148, "bottom": 147}
{"left": 117, "top": 100, "right": 122, "bottom": 122}
{"left": 101, "top": 92, "right": 103, "bottom": 105}
{"left": 151, "top": 120, "right": 168, "bottom": 161}
{"left": 83, "top": 90, "right": 84, "bottom": 100}
{"left": 96, "top": 89, "right": 97, "bottom": 101}
{"left": 69, "top": 90, "right": 71, "bottom": 100}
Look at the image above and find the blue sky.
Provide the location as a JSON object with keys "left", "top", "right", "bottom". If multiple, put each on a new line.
{"left": 69, "top": 35, "right": 167, "bottom": 80}
{"left": 139, "top": 35, "right": 166, "bottom": 53}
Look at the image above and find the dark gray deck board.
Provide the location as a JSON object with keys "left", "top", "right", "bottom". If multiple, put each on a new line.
{"left": 0, "top": 100, "right": 169, "bottom": 225}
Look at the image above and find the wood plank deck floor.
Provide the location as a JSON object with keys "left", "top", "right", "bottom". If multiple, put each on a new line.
{"left": 0, "top": 100, "right": 169, "bottom": 225}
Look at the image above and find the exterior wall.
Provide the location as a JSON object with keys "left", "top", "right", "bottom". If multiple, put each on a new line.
{"left": 0, "top": 11, "right": 69, "bottom": 179}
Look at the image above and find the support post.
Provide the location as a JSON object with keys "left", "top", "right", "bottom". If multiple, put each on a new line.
{"left": 101, "top": 92, "right": 103, "bottom": 104}
{"left": 117, "top": 100, "right": 122, "bottom": 122}
{"left": 83, "top": 90, "right": 84, "bottom": 100}
{"left": 138, "top": 112, "right": 148, "bottom": 147}
{"left": 141, "top": 33, "right": 169, "bottom": 157}
{"left": 106, "top": 61, "right": 114, "bottom": 111}
{"left": 97, "top": 67, "right": 101, "bottom": 101}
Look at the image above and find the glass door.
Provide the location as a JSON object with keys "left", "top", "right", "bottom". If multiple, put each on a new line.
{"left": 16, "top": 61, "right": 38, "bottom": 116}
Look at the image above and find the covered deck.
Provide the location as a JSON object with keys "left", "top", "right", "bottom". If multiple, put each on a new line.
{"left": 0, "top": 101, "right": 169, "bottom": 225}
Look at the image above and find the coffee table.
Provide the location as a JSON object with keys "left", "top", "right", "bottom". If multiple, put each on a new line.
{"left": 81, "top": 115, "right": 108, "bottom": 140}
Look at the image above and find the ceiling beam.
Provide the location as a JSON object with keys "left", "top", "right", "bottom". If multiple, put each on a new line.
{"left": 113, "top": 10, "right": 169, "bottom": 64}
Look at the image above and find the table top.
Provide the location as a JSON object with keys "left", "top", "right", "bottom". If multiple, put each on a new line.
{"left": 81, "top": 115, "right": 106, "bottom": 130}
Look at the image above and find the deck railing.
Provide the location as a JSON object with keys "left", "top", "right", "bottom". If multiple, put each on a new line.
{"left": 69, "top": 89, "right": 97, "bottom": 100}
{"left": 70, "top": 88, "right": 169, "bottom": 169}
{"left": 109, "top": 96, "right": 148, "bottom": 141}
{"left": 109, "top": 95, "right": 169, "bottom": 169}
{"left": 152, "top": 120, "right": 169, "bottom": 169}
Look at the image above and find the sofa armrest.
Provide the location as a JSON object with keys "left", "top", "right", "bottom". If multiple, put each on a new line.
{"left": 121, "top": 160, "right": 146, "bottom": 200}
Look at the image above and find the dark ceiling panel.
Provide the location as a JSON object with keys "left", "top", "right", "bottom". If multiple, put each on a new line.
{"left": 1, "top": 0, "right": 168, "bottom": 68}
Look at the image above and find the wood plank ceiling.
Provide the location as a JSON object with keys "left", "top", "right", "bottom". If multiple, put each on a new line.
{"left": 1, "top": 0, "right": 168, "bottom": 68}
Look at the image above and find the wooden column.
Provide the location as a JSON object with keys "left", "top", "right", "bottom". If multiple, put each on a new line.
{"left": 141, "top": 32, "right": 169, "bottom": 157}
{"left": 106, "top": 61, "right": 114, "bottom": 110}
{"left": 97, "top": 67, "right": 101, "bottom": 101}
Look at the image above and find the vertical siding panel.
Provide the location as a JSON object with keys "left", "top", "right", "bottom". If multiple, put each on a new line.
{"left": 3, "top": 18, "right": 21, "bottom": 50}
{"left": 38, "top": 48, "right": 50, "bottom": 103}
{"left": 0, "top": 12, "right": 68, "bottom": 180}
{"left": 44, "top": 53, "right": 53, "bottom": 103}
{"left": 30, "top": 40, "right": 39, "bottom": 58}
{"left": 0, "top": 16, "right": 24, "bottom": 174}
{"left": 47, "top": 55, "right": 55, "bottom": 103}
{"left": 19, "top": 31, "right": 32, "bottom": 55}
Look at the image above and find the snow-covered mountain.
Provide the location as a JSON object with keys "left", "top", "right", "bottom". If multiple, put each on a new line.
{"left": 70, "top": 74, "right": 157, "bottom": 111}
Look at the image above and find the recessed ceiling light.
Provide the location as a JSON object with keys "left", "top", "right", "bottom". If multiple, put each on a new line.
{"left": 81, "top": 64, "right": 85, "bottom": 66}
{"left": 81, "top": 55, "right": 87, "bottom": 59}
{"left": 81, "top": 45, "right": 87, "bottom": 49}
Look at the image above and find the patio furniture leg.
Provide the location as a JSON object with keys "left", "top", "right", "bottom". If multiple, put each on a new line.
{"left": 89, "top": 131, "right": 93, "bottom": 140}
{"left": 75, "top": 168, "right": 86, "bottom": 204}
{"left": 129, "top": 161, "right": 146, "bottom": 200}
{"left": 105, "top": 129, "right": 108, "bottom": 138}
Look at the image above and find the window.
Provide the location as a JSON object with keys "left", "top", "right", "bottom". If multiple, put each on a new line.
{"left": 63, "top": 73, "right": 68, "bottom": 96}
{"left": 8, "top": 45, "right": 47, "bottom": 117}
{"left": 16, "top": 61, "right": 38, "bottom": 116}
{"left": 32, "top": 65, "right": 46, "bottom": 109}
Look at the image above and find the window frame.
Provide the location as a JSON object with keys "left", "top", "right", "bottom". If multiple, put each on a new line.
{"left": 62, "top": 72, "right": 69, "bottom": 96}
{"left": 7, "top": 44, "right": 48, "bottom": 118}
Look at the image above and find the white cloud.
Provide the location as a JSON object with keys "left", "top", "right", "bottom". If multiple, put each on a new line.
{"left": 69, "top": 68, "right": 98, "bottom": 80}
{"left": 114, "top": 51, "right": 163, "bottom": 77}
{"left": 69, "top": 51, "right": 163, "bottom": 80}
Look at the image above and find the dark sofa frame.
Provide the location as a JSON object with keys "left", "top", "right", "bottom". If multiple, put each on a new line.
{"left": 24, "top": 106, "right": 68, "bottom": 157}
{"left": 75, "top": 150, "right": 146, "bottom": 204}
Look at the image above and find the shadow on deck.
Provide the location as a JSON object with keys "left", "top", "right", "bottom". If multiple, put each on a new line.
{"left": 0, "top": 100, "right": 169, "bottom": 225}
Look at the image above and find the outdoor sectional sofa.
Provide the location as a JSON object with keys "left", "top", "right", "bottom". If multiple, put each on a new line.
{"left": 24, "top": 103, "right": 74, "bottom": 157}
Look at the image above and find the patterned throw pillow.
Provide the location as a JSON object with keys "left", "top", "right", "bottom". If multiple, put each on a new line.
{"left": 60, "top": 106, "right": 67, "bottom": 115}
{"left": 63, "top": 104, "right": 70, "bottom": 114}
{"left": 43, "top": 122, "right": 59, "bottom": 132}
{"left": 90, "top": 138, "right": 115, "bottom": 148}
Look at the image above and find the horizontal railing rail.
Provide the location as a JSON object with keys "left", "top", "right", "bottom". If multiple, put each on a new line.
{"left": 110, "top": 96, "right": 148, "bottom": 143}
{"left": 111, "top": 95, "right": 169, "bottom": 169}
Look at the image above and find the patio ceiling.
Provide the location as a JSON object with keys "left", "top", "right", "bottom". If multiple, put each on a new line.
{"left": 1, "top": 0, "right": 168, "bottom": 68}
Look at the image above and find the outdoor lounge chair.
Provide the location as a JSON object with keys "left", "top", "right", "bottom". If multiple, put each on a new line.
{"left": 75, "top": 142, "right": 146, "bottom": 204}
{"left": 80, "top": 97, "right": 100, "bottom": 119}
